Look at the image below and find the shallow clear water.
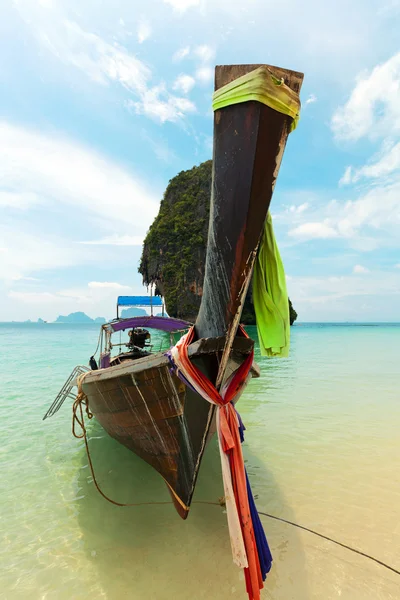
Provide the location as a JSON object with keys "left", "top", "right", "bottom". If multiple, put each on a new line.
{"left": 1, "top": 323, "right": 399, "bottom": 599}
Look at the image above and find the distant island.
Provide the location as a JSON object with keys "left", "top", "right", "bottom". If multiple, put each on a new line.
{"left": 18, "top": 308, "right": 163, "bottom": 324}
{"left": 54, "top": 312, "right": 106, "bottom": 324}
{"left": 120, "top": 307, "right": 147, "bottom": 318}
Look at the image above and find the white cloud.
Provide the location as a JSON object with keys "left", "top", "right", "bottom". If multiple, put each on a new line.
{"left": 345, "top": 141, "right": 400, "bottom": 184}
{"left": 289, "top": 221, "right": 338, "bottom": 240}
{"left": 137, "top": 19, "right": 151, "bottom": 43}
{"left": 194, "top": 45, "right": 215, "bottom": 62}
{"left": 0, "top": 226, "right": 88, "bottom": 282}
{"left": 353, "top": 264, "right": 369, "bottom": 274}
{"left": 14, "top": 6, "right": 194, "bottom": 124}
{"left": 0, "top": 121, "right": 159, "bottom": 230}
{"left": 173, "top": 73, "right": 196, "bottom": 94}
{"left": 288, "top": 202, "right": 309, "bottom": 214}
{"left": 395, "top": 263, "right": 400, "bottom": 269}
{"left": 287, "top": 271, "right": 400, "bottom": 321}
{"left": 195, "top": 66, "right": 213, "bottom": 84}
{"left": 188, "top": 45, "right": 215, "bottom": 85}
{"left": 339, "top": 185, "right": 400, "bottom": 235}
{"left": 79, "top": 235, "right": 144, "bottom": 246}
{"left": 305, "top": 94, "right": 317, "bottom": 105}
{"left": 339, "top": 166, "right": 353, "bottom": 186}
{"left": 330, "top": 51, "right": 400, "bottom": 281}
{"left": 378, "top": 0, "right": 400, "bottom": 16}
{"left": 0, "top": 121, "right": 159, "bottom": 283}
{"left": 0, "top": 191, "right": 42, "bottom": 209}
{"left": 173, "top": 46, "right": 190, "bottom": 62}
{"left": 8, "top": 290, "right": 61, "bottom": 304}
{"left": 130, "top": 84, "right": 196, "bottom": 122}
{"left": 13, "top": 0, "right": 392, "bottom": 94}
{"left": 37, "top": 18, "right": 151, "bottom": 91}
{"left": 88, "top": 281, "right": 131, "bottom": 290}
{"left": 287, "top": 179, "right": 400, "bottom": 247}
{"left": 12, "top": 276, "right": 41, "bottom": 282}
{"left": 297, "top": 203, "right": 310, "bottom": 213}
{"left": 289, "top": 272, "right": 399, "bottom": 303}
{"left": 163, "top": 0, "right": 201, "bottom": 12}
{"left": 140, "top": 130, "right": 177, "bottom": 164}
{"left": 331, "top": 52, "right": 400, "bottom": 141}
{"left": 7, "top": 280, "right": 139, "bottom": 320}
{"left": 331, "top": 52, "right": 400, "bottom": 266}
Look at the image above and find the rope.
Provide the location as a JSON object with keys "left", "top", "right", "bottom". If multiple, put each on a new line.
{"left": 91, "top": 328, "right": 102, "bottom": 359}
{"left": 72, "top": 384, "right": 224, "bottom": 509}
{"left": 72, "top": 389, "right": 400, "bottom": 577}
{"left": 257, "top": 511, "right": 400, "bottom": 576}
{"left": 72, "top": 388, "right": 173, "bottom": 508}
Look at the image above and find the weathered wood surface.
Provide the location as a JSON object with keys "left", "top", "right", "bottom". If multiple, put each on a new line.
{"left": 82, "top": 336, "right": 256, "bottom": 384}
{"left": 83, "top": 339, "right": 256, "bottom": 518}
{"left": 195, "top": 63, "right": 303, "bottom": 387}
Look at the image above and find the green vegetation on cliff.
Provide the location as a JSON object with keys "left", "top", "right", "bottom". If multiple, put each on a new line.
{"left": 139, "top": 161, "right": 211, "bottom": 321}
{"left": 139, "top": 160, "right": 297, "bottom": 325}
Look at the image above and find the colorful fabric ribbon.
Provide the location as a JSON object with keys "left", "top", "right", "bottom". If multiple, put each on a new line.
{"left": 252, "top": 212, "right": 290, "bottom": 357}
{"left": 212, "top": 65, "right": 301, "bottom": 131}
{"left": 169, "top": 325, "right": 272, "bottom": 600}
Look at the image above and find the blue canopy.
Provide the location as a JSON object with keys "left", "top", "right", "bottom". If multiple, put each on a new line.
{"left": 117, "top": 295, "right": 163, "bottom": 307}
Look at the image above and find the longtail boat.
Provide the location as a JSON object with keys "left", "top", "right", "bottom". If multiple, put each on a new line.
{"left": 44, "top": 63, "right": 303, "bottom": 598}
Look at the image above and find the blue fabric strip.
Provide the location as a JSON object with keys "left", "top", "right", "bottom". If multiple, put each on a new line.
{"left": 245, "top": 470, "right": 273, "bottom": 580}
{"left": 234, "top": 406, "right": 246, "bottom": 443}
{"left": 235, "top": 405, "right": 273, "bottom": 579}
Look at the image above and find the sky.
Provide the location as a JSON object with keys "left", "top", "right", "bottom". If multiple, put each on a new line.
{"left": 1, "top": 0, "right": 400, "bottom": 322}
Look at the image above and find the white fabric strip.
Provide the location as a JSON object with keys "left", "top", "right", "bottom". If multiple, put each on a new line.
{"left": 216, "top": 409, "right": 248, "bottom": 568}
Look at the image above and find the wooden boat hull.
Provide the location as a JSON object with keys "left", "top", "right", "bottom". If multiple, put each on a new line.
{"left": 81, "top": 336, "right": 258, "bottom": 518}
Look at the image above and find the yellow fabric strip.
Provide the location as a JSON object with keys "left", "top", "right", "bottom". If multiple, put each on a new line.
{"left": 252, "top": 212, "right": 290, "bottom": 357}
{"left": 212, "top": 66, "right": 300, "bottom": 131}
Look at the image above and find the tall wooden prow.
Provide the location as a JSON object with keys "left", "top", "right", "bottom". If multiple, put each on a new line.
{"left": 195, "top": 64, "right": 303, "bottom": 387}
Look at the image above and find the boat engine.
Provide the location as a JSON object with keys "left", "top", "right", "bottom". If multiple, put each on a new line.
{"left": 109, "top": 328, "right": 151, "bottom": 367}
{"left": 128, "top": 328, "right": 151, "bottom": 349}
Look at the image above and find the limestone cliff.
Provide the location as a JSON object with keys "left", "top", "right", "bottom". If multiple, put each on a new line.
{"left": 139, "top": 161, "right": 297, "bottom": 325}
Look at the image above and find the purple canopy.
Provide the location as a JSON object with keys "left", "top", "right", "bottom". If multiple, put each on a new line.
{"left": 109, "top": 315, "right": 191, "bottom": 333}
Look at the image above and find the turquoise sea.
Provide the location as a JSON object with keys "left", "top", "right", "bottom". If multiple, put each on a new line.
{"left": 1, "top": 322, "right": 399, "bottom": 600}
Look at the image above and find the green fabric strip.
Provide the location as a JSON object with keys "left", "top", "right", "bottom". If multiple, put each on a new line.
{"left": 252, "top": 212, "right": 290, "bottom": 357}
{"left": 212, "top": 66, "right": 301, "bottom": 131}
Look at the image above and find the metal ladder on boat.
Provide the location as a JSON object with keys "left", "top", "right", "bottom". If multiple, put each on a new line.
{"left": 42, "top": 365, "right": 90, "bottom": 420}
